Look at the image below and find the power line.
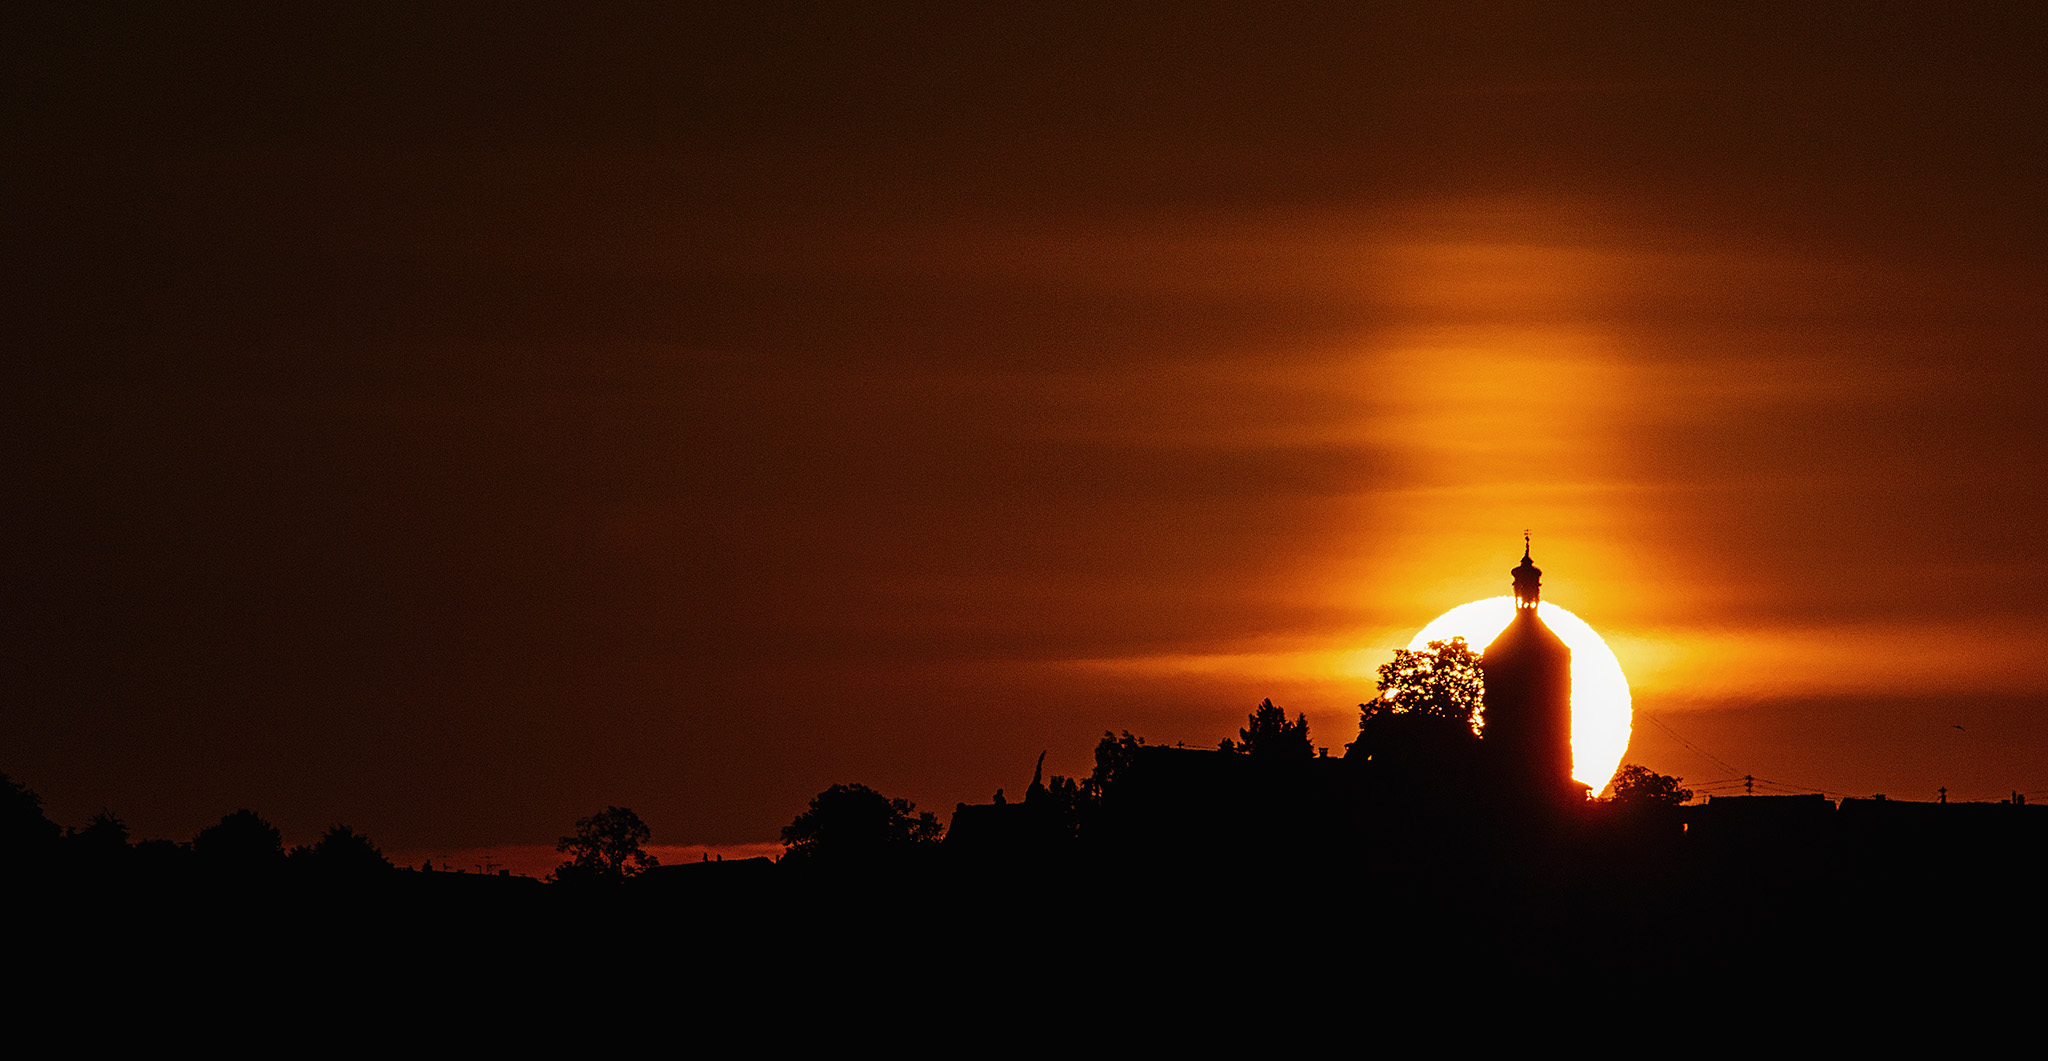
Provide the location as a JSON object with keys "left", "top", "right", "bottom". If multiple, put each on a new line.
{"left": 1687, "top": 775, "right": 1849, "bottom": 799}
{"left": 1638, "top": 709, "right": 1741, "bottom": 775}
{"left": 1634, "top": 706, "right": 2044, "bottom": 805}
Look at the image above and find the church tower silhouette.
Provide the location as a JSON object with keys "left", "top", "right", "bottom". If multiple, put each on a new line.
{"left": 1478, "top": 537, "right": 1581, "bottom": 807}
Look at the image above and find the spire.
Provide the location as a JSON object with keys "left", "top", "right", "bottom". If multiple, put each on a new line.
{"left": 1512, "top": 531, "right": 1542, "bottom": 610}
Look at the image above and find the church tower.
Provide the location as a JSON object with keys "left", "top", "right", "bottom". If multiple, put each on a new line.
{"left": 1478, "top": 537, "right": 1579, "bottom": 807}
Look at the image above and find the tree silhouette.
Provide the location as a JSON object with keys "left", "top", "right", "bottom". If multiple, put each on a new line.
{"left": 1605, "top": 764, "right": 1692, "bottom": 805}
{"left": 193, "top": 809, "right": 286, "bottom": 872}
{"left": 292, "top": 824, "right": 395, "bottom": 877}
{"left": 1368, "top": 637, "right": 1485, "bottom": 735}
{"left": 1082, "top": 730, "right": 1146, "bottom": 804}
{"left": 1036, "top": 773, "right": 1086, "bottom": 838}
{"left": 780, "top": 783, "right": 942, "bottom": 864}
{"left": 1, "top": 773, "right": 60, "bottom": 861}
{"left": 69, "top": 809, "right": 131, "bottom": 869}
{"left": 1224, "top": 699, "right": 1312, "bottom": 758}
{"left": 73, "top": 810, "right": 129, "bottom": 848}
{"left": 552, "top": 807, "right": 657, "bottom": 884}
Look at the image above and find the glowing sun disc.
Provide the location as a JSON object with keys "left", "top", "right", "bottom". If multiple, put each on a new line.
{"left": 1410, "top": 597, "right": 1631, "bottom": 793}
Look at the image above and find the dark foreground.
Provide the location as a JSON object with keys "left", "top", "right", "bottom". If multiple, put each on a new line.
{"left": 16, "top": 799, "right": 2045, "bottom": 1044}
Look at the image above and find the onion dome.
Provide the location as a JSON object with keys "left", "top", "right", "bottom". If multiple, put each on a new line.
{"left": 1511, "top": 532, "right": 1542, "bottom": 610}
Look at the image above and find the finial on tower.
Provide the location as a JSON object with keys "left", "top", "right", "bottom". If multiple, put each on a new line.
{"left": 1512, "top": 533, "right": 1542, "bottom": 609}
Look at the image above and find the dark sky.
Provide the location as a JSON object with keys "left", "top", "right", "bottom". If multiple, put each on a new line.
{"left": 8, "top": 3, "right": 2048, "bottom": 853}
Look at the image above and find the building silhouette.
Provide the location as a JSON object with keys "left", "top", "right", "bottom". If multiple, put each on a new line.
{"left": 1478, "top": 538, "right": 1586, "bottom": 810}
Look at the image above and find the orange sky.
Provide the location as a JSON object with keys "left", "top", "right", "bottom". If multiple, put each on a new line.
{"left": 7, "top": 3, "right": 2048, "bottom": 855}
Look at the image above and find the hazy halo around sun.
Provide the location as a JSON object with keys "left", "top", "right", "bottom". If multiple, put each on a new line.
{"left": 1409, "top": 597, "right": 1631, "bottom": 793}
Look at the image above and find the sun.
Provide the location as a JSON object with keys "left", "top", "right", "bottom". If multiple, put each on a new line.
{"left": 1410, "top": 597, "right": 1631, "bottom": 793}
